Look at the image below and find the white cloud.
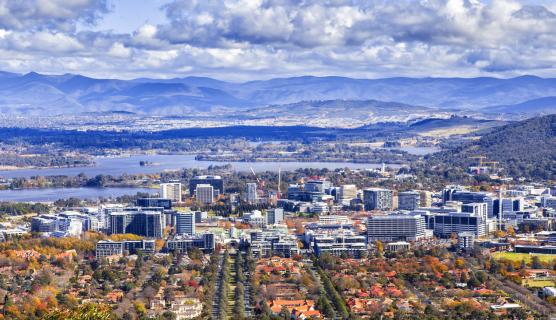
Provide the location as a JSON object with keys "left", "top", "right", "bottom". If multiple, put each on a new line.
{"left": 0, "top": 0, "right": 555, "bottom": 80}
{"left": 107, "top": 42, "right": 130, "bottom": 58}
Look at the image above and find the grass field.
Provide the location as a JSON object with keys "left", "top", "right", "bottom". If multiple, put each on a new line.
{"left": 492, "top": 252, "right": 556, "bottom": 263}
{"left": 522, "top": 279, "right": 556, "bottom": 288}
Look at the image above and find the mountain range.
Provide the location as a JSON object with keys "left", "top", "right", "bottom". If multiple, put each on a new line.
{"left": 0, "top": 71, "right": 555, "bottom": 117}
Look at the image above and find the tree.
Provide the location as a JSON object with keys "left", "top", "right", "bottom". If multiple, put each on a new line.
{"left": 507, "top": 225, "right": 516, "bottom": 237}
{"left": 134, "top": 300, "right": 146, "bottom": 317}
{"left": 531, "top": 256, "right": 543, "bottom": 269}
{"left": 162, "top": 311, "right": 177, "bottom": 320}
{"left": 42, "top": 304, "right": 112, "bottom": 320}
{"left": 279, "top": 306, "right": 291, "bottom": 320}
{"left": 375, "top": 240, "right": 384, "bottom": 257}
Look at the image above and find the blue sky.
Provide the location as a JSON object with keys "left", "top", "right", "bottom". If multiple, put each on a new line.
{"left": 0, "top": 0, "right": 556, "bottom": 81}
{"left": 87, "top": 0, "right": 170, "bottom": 33}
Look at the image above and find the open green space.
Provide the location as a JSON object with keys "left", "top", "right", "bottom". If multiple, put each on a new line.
{"left": 492, "top": 252, "right": 556, "bottom": 263}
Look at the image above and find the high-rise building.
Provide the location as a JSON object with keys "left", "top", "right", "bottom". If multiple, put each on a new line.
{"left": 137, "top": 198, "right": 172, "bottom": 209}
{"left": 189, "top": 175, "right": 224, "bottom": 196}
{"left": 175, "top": 212, "right": 195, "bottom": 235}
{"left": 398, "top": 191, "right": 421, "bottom": 210}
{"left": 195, "top": 184, "right": 214, "bottom": 204}
{"left": 266, "top": 208, "right": 284, "bottom": 225}
{"left": 339, "top": 185, "right": 358, "bottom": 203}
{"left": 432, "top": 212, "right": 487, "bottom": 238}
{"left": 247, "top": 182, "right": 258, "bottom": 204}
{"left": 160, "top": 182, "right": 182, "bottom": 202}
{"left": 366, "top": 214, "right": 427, "bottom": 242}
{"left": 363, "top": 188, "right": 394, "bottom": 211}
{"left": 419, "top": 190, "right": 432, "bottom": 208}
{"left": 305, "top": 179, "right": 331, "bottom": 193}
{"left": 443, "top": 187, "right": 495, "bottom": 217}
{"left": 108, "top": 211, "right": 163, "bottom": 238}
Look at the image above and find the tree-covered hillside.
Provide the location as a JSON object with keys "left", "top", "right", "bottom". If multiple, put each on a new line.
{"left": 426, "top": 114, "right": 556, "bottom": 180}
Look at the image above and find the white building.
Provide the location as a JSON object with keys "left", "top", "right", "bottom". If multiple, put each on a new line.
{"left": 319, "top": 215, "right": 350, "bottom": 225}
{"left": 195, "top": 184, "right": 214, "bottom": 205}
{"left": 339, "top": 184, "right": 358, "bottom": 204}
{"left": 266, "top": 208, "right": 284, "bottom": 225}
{"left": 366, "top": 214, "right": 427, "bottom": 242}
{"left": 246, "top": 182, "right": 258, "bottom": 204}
{"left": 160, "top": 182, "right": 182, "bottom": 202}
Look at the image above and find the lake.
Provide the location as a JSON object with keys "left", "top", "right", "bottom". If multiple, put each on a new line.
{"left": 0, "top": 154, "right": 397, "bottom": 179}
{"left": 0, "top": 187, "right": 155, "bottom": 202}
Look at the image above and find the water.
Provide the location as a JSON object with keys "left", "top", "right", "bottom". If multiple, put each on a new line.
{"left": 0, "top": 154, "right": 399, "bottom": 202}
{"left": 0, "top": 154, "right": 396, "bottom": 179}
{"left": 0, "top": 187, "right": 155, "bottom": 202}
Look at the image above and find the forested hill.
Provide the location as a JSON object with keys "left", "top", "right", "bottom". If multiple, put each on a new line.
{"left": 426, "top": 114, "right": 556, "bottom": 180}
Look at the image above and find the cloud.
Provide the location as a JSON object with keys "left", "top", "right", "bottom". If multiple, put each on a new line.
{"left": 0, "top": 0, "right": 109, "bottom": 32}
{"left": 0, "top": 0, "right": 555, "bottom": 80}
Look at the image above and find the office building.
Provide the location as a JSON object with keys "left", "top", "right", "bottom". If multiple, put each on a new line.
{"left": 398, "top": 191, "right": 421, "bottom": 210}
{"left": 312, "top": 233, "right": 367, "bottom": 258}
{"left": 318, "top": 215, "right": 350, "bottom": 225}
{"left": 363, "top": 188, "right": 394, "bottom": 211}
{"left": 160, "top": 182, "right": 182, "bottom": 202}
{"left": 194, "top": 211, "right": 208, "bottom": 223}
{"left": 305, "top": 179, "right": 331, "bottom": 193}
{"left": 462, "top": 203, "right": 488, "bottom": 220}
{"left": 109, "top": 211, "right": 163, "bottom": 238}
{"left": 166, "top": 233, "right": 215, "bottom": 253}
{"left": 31, "top": 215, "right": 58, "bottom": 233}
{"left": 339, "top": 184, "right": 357, "bottom": 200}
{"left": 31, "top": 213, "right": 86, "bottom": 237}
{"left": 189, "top": 175, "right": 224, "bottom": 196}
{"left": 543, "top": 197, "right": 556, "bottom": 211}
{"left": 310, "top": 202, "right": 330, "bottom": 214}
{"left": 442, "top": 188, "right": 495, "bottom": 217}
{"left": 195, "top": 184, "right": 214, "bottom": 204}
{"left": 96, "top": 239, "right": 156, "bottom": 259}
{"left": 419, "top": 190, "right": 432, "bottom": 208}
{"left": 137, "top": 198, "right": 172, "bottom": 210}
{"left": 432, "top": 212, "right": 487, "bottom": 238}
{"left": 243, "top": 210, "right": 267, "bottom": 228}
{"left": 457, "top": 232, "right": 475, "bottom": 249}
{"left": 244, "top": 227, "right": 300, "bottom": 258}
{"left": 366, "top": 214, "right": 426, "bottom": 242}
{"left": 246, "top": 182, "right": 258, "bottom": 204}
{"left": 266, "top": 208, "right": 284, "bottom": 225}
{"left": 175, "top": 212, "right": 195, "bottom": 235}
{"left": 386, "top": 241, "right": 411, "bottom": 252}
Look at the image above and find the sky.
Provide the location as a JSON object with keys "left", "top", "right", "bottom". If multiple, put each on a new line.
{"left": 0, "top": 0, "right": 556, "bottom": 81}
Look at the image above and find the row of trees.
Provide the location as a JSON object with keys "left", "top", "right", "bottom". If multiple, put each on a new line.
{"left": 234, "top": 251, "right": 246, "bottom": 319}
{"left": 218, "top": 251, "right": 231, "bottom": 319}
{"left": 317, "top": 266, "right": 350, "bottom": 319}
{"left": 200, "top": 251, "right": 220, "bottom": 318}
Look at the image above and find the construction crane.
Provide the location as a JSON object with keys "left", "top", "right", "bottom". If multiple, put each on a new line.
{"left": 250, "top": 167, "right": 266, "bottom": 199}
{"left": 470, "top": 155, "right": 486, "bottom": 166}
{"left": 277, "top": 167, "right": 281, "bottom": 199}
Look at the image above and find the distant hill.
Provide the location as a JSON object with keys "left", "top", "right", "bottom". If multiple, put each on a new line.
{"left": 427, "top": 114, "right": 556, "bottom": 179}
{"left": 238, "top": 100, "right": 445, "bottom": 127}
{"left": 406, "top": 116, "right": 506, "bottom": 137}
{"left": 482, "top": 96, "right": 556, "bottom": 115}
{"left": 1, "top": 72, "right": 556, "bottom": 116}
